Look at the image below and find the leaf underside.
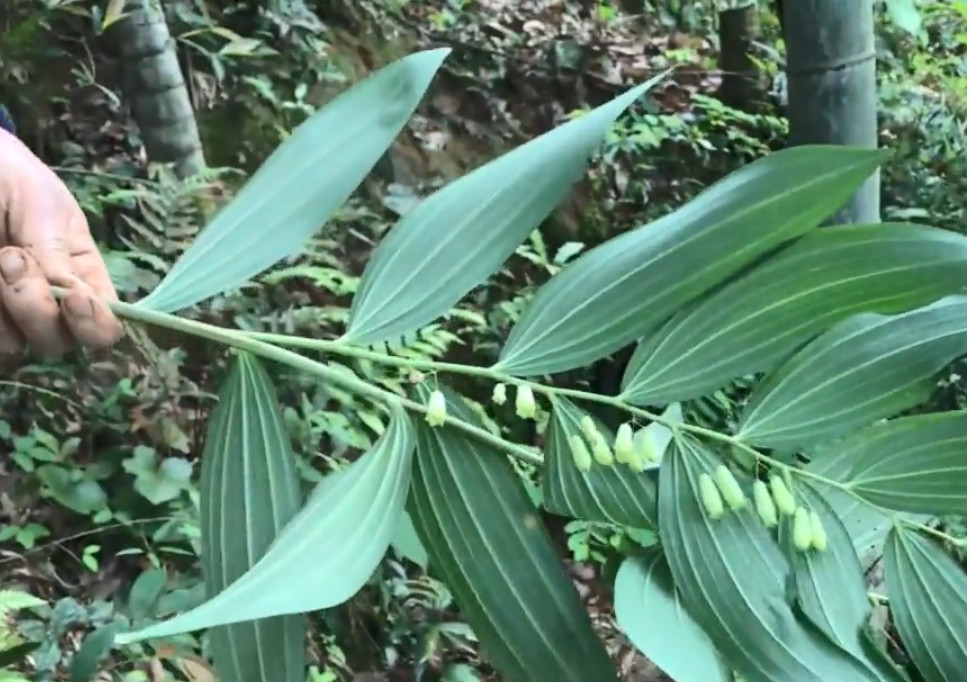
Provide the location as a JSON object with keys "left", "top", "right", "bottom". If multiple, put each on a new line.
{"left": 614, "top": 549, "right": 728, "bottom": 682}
{"left": 346, "top": 73, "right": 668, "bottom": 345}
{"left": 117, "top": 402, "right": 415, "bottom": 644}
{"left": 497, "top": 145, "right": 887, "bottom": 376}
{"left": 738, "top": 294, "right": 967, "bottom": 450}
{"left": 622, "top": 222, "right": 967, "bottom": 405}
{"left": 659, "top": 436, "right": 891, "bottom": 682}
{"left": 807, "top": 411, "right": 967, "bottom": 515}
{"left": 139, "top": 49, "right": 449, "bottom": 313}
{"left": 885, "top": 527, "right": 967, "bottom": 682}
{"left": 199, "top": 354, "right": 306, "bottom": 682}
{"left": 542, "top": 396, "right": 658, "bottom": 529}
{"left": 408, "top": 385, "right": 617, "bottom": 682}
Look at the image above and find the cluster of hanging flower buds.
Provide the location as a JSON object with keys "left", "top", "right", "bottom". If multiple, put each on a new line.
{"left": 566, "top": 415, "right": 661, "bottom": 474}
{"left": 491, "top": 382, "right": 538, "bottom": 419}
{"left": 427, "top": 384, "right": 662, "bottom": 475}
{"left": 425, "top": 381, "right": 828, "bottom": 553}
{"left": 424, "top": 383, "right": 540, "bottom": 428}
{"left": 698, "top": 467, "right": 827, "bottom": 552}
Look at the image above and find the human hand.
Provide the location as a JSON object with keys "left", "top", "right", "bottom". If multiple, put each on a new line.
{"left": 0, "top": 129, "right": 123, "bottom": 358}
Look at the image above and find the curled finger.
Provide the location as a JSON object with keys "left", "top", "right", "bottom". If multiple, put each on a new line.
{"left": 61, "top": 288, "right": 123, "bottom": 351}
{"left": 0, "top": 247, "right": 72, "bottom": 357}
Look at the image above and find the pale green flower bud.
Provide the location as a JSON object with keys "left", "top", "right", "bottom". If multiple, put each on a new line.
{"left": 792, "top": 508, "right": 812, "bottom": 552}
{"left": 492, "top": 383, "right": 507, "bottom": 405}
{"left": 613, "top": 423, "right": 634, "bottom": 464}
{"left": 769, "top": 475, "right": 797, "bottom": 516}
{"left": 809, "top": 511, "right": 828, "bottom": 552}
{"left": 568, "top": 434, "right": 592, "bottom": 472}
{"left": 625, "top": 448, "right": 647, "bottom": 473}
{"left": 633, "top": 427, "right": 659, "bottom": 463}
{"left": 589, "top": 431, "right": 614, "bottom": 466}
{"left": 425, "top": 390, "right": 447, "bottom": 427}
{"left": 713, "top": 465, "right": 746, "bottom": 511}
{"left": 515, "top": 386, "right": 537, "bottom": 419}
{"left": 698, "top": 473, "right": 725, "bottom": 520}
{"left": 580, "top": 415, "right": 598, "bottom": 440}
{"left": 752, "top": 480, "right": 778, "bottom": 528}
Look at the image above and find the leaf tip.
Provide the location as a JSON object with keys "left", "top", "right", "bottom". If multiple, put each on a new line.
{"left": 407, "top": 46, "right": 452, "bottom": 72}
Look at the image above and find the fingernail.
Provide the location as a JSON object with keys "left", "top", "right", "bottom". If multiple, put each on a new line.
{"left": 65, "top": 294, "right": 94, "bottom": 319}
{"left": 0, "top": 251, "right": 25, "bottom": 284}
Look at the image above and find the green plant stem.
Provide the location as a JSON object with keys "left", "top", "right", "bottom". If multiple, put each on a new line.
{"left": 98, "top": 298, "right": 542, "bottom": 465}
{"left": 245, "top": 330, "right": 629, "bottom": 404}
{"left": 92, "top": 303, "right": 959, "bottom": 547}
{"left": 241, "top": 329, "right": 962, "bottom": 546}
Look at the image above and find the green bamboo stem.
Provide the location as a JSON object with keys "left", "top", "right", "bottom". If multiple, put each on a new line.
{"left": 782, "top": 0, "right": 880, "bottom": 225}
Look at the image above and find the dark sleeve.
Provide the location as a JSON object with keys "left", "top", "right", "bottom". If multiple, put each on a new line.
{"left": 0, "top": 105, "right": 16, "bottom": 135}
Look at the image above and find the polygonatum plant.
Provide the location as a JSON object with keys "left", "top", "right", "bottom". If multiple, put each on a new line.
{"left": 77, "top": 48, "right": 967, "bottom": 682}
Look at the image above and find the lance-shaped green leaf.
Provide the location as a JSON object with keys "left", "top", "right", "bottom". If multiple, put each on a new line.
{"left": 659, "top": 436, "right": 891, "bottom": 682}
{"left": 137, "top": 49, "right": 449, "bottom": 313}
{"left": 621, "top": 223, "right": 967, "bottom": 405}
{"left": 408, "top": 385, "right": 617, "bottom": 682}
{"left": 885, "top": 526, "right": 967, "bottom": 682}
{"left": 614, "top": 549, "right": 729, "bottom": 682}
{"left": 494, "top": 145, "right": 887, "bottom": 376}
{"left": 199, "top": 354, "right": 305, "bottom": 682}
{"left": 778, "top": 484, "right": 906, "bottom": 682}
{"left": 738, "top": 295, "right": 967, "bottom": 450}
{"left": 805, "top": 412, "right": 967, "bottom": 515}
{"left": 115, "top": 401, "right": 415, "bottom": 644}
{"left": 806, "top": 448, "right": 926, "bottom": 568}
{"left": 779, "top": 485, "right": 868, "bottom": 647}
{"left": 542, "top": 397, "right": 662, "bottom": 529}
{"left": 344, "top": 73, "right": 667, "bottom": 344}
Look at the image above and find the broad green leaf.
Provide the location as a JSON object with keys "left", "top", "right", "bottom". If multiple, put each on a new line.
{"left": 123, "top": 448, "right": 193, "bottom": 505}
{"left": 199, "top": 354, "right": 305, "bottom": 682}
{"left": 128, "top": 569, "right": 166, "bottom": 620}
{"left": 659, "top": 436, "right": 891, "bottom": 682}
{"left": 806, "top": 446, "right": 926, "bottom": 568}
{"left": 495, "top": 145, "right": 887, "bottom": 376}
{"left": 344, "top": 73, "right": 667, "bottom": 344}
{"left": 614, "top": 549, "right": 728, "bottom": 682}
{"left": 885, "top": 527, "right": 967, "bottom": 682}
{"left": 805, "top": 412, "right": 967, "bottom": 515}
{"left": 542, "top": 397, "right": 659, "bottom": 529}
{"left": 408, "top": 385, "right": 617, "bottom": 682}
{"left": 0, "top": 591, "right": 44, "bottom": 618}
{"left": 115, "top": 401, "right": 415, "bottom": 644}
{"left": 738, "top": 295, "right": 967, "bottom": 450}
{"left": 780, "top": 485, "right": 869, "bottom": 646}
{"left": 69, "top": 624, "right": 117, "bottom": 682}
{"left": 137, "top": 49, "right": 449, "bottom": 313}
{"left": 779, "top": 485, "right": 905, "bottom": 682}
{"left": 35, "top": 465, "right": 106, "bottom": 514}
{"left": 621, "top": 223, "right": 967, "bottom": 404}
